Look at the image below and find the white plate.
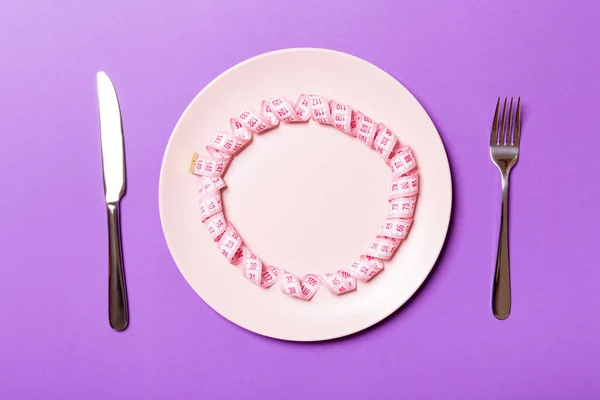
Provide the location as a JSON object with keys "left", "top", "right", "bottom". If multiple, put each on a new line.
{"left": 159, "top": 48, "right": 452, "bottom": 341}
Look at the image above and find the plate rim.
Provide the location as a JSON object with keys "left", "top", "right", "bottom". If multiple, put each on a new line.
{"left": 158, "top": 47, "right": 453, "bottom": 341}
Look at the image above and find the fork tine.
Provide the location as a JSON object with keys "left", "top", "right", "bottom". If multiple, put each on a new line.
{"left": 513, "top": 97, "right": 521, "bottom": 146}
{"left": 507, "top": 97, "right": 514, "bottom": 145}
{"left": 499, "top": 98, "right": 507, "bottom": 145}
{"left": 490, "top": 97, "right": 500, "bottom": 145}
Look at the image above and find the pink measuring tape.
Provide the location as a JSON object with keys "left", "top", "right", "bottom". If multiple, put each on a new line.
{"left": 189, "top": 94, "right": 419, "bottom": 300}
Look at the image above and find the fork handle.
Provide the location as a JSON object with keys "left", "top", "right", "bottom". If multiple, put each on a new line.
{"left": 108, "top": 201, "right": 129, "bottom": 331}
{"left": 492, "top": 173, "right": 511, "bottom": 320}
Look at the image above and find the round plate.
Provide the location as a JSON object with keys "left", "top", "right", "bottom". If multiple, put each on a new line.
{"left": 159, "top": 48, "right": 452, "bottom": 341}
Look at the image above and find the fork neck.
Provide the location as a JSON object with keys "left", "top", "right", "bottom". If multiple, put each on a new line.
{"left": 501, "top": 172, "right": 510, "bottom": 191}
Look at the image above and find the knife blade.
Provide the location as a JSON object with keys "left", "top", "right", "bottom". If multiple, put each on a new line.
{"left": 97, "top": 71, "right": 129, "bottom": 331}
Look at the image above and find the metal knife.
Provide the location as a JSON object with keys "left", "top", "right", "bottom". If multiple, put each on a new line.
{"left": 97, "top": 71, "right": 129, "bottom": 331}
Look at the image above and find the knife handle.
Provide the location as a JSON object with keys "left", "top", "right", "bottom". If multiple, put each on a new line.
{"left": 107, "top": 201, "right": 129, "bottom": 331}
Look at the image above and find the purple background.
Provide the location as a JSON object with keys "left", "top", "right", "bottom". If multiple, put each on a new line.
{"left": 1, "top": 0, "right": 599, "bottom": 398}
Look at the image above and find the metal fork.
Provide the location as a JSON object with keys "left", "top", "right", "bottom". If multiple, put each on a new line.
{"left": 490, "top": 97, "right": 521, "bottom": 320}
